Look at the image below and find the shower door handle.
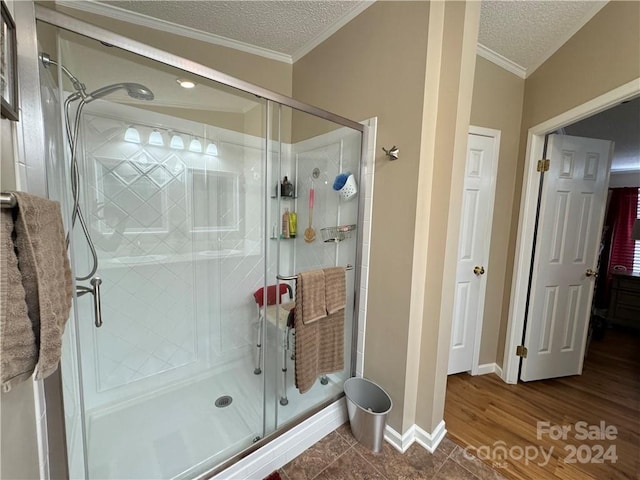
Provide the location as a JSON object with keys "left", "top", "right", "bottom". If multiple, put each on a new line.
{"left": 90, "top": 277, "right": 103, "bottom": 328}
{"left": 76, "top": 276, "right": 103, "bottom": 328}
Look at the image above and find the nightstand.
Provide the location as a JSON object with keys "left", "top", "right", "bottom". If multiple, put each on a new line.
{"left": 608, "top": 271, "right": 640, "bottom": 329}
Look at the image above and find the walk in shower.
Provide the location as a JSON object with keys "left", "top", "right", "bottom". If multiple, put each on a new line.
{"left": 36, "top": 8, "right": 365, "bottom": 479}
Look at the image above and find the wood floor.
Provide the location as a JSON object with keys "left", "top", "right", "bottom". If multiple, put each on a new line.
{"left": 444, "top": 326, "right": 639, "bottom": 480}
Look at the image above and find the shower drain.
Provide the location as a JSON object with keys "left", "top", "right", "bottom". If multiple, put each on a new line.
{"left": 215, "top": 395, "right": 233, "bottom": 408}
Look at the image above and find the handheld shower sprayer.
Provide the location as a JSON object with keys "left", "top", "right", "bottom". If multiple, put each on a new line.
{"left": 38, "top": 51, "right": 155, "bottom": 287}
{"left": 86, "top": 83, "right": 155, "bottom": 102}
{"left": 39, "top": 52, "right": 155, "bottom": 103}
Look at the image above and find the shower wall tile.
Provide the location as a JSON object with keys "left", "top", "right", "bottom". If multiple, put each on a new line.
{"left": 356, "top": 117, "right": 377, "bottom": 378}
{"left": 75, "top": 106, "right": 269, "bottom": 410}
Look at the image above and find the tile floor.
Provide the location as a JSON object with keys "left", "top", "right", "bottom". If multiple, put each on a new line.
{"left": 276, "top": 423, "right": 508, "bottom": 480}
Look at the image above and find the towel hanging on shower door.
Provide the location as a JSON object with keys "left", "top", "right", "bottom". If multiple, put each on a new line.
{"left": 0, "top": 192, "right": 73, "bottom": 391}
{"left": 294, "top": 267, "right": 345, "bottom": 394}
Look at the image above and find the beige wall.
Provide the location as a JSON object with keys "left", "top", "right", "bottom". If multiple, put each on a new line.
{"left": 293, "top": 1, "right": 481, "bottom": 434}
{"left": 0, "top": 382, "right": 40, "bottom": 479}
{"left": 294, "top": 1, "right": 430, "bottom": 432}
{"left": 469, "top": 57, "right": 525, "bottom": 366}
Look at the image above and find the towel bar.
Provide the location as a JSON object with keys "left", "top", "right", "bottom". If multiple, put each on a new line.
{"left": 276, "top": 264, "right": 353, "bottom": 281}
{"left": 0, "top": 192, "right": 17, "bottom": 208}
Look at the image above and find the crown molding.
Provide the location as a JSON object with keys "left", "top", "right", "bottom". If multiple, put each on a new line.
{"left": 291, "top": 1, "right": 375, "bottom": 63}
{"left": 476, "top": 43, "right": 527, "bottom": 79}
{"left": 55, "top": 0, "right": 294, "bottom": 64}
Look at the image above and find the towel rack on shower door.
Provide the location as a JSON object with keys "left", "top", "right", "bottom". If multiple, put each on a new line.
{"left": 276, "top": 264, "right": 354, "bottom": 281}
{"left": 0, "top": 192, "right": 17, "bottom": 208}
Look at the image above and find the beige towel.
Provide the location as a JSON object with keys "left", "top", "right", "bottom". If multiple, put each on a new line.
{"left": 324, "top": 267, "right": 346, "bottom": 314}
{"left": 11, "top": 192, "right": 73, "bottom": 383}
{"left": 295, "top": 269, "right": 344, "bottom": 394}
{"left": 298, "top": 269, "right": 327, "bottom": 325}
{"left": 1, "top": 210, "right": 38, "bottom": 391}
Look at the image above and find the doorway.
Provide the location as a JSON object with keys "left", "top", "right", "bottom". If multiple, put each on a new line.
{"left": 503, "top": 79, "right": 640, "bottom": 384}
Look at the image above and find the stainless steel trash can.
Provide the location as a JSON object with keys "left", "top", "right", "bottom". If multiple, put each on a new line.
{"left": 343, "top": 377, "right": 392, "bottom": 453}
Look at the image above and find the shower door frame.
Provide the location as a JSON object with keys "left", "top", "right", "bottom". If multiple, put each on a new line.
{"left": 35, "top": 5, "right": 368, "bottom": 479}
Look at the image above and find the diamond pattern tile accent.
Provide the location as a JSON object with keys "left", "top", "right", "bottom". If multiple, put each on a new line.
{"left": 112, "top": 161, "right": 140, "bottom": 185}
{"left": 148, "top": 165, "right": 172, "bottom": 187}
{"left": 130, "top": 151, "right": 158, "bottom": 174}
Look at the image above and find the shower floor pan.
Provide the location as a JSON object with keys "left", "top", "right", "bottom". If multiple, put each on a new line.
{"left": 86, "top": 355, "right": 344, "bottom": 479}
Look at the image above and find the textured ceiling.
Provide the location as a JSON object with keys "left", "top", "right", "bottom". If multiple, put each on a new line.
{"left": 99, "top": 0, "right": 608, "bottom": 73}
{"left": 479, "top": 0, "right": 607, "bottom": 72}
{"left": 104, "top": 0, "right": 369, "bottom": 56}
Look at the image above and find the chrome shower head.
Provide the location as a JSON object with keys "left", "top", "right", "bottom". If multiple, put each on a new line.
{"left": 86, "top": 83, "right": 155, "bottom": 102}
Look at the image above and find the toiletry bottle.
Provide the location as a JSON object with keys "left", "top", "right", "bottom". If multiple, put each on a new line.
{"left": 289, "top": 211, "right": 297, "bottom": 238}
{"left": 282, "top": 209, "right": 290, "bottom": 238}
{"left": 281, "top": 176, "right": 292, "bottom": 197}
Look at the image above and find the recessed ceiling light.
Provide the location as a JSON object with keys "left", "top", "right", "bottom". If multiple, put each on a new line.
{"left": 177, "top": 78, "right": 196, "bottom": 89}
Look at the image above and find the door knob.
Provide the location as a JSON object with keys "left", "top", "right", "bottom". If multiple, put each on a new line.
{"left": 473, "top": 266, "right": 485, "bottom": 276}
{"left": 585, "top": 269, "right": 598, "bottom": 278}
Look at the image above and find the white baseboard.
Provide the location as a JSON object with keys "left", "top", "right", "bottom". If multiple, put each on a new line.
{"left": 211, "top": 399, "right": 347, "bottom": 480}
{"left": 384, "top": 424, "right": 415, "bottom": 453}
{"left": 384, "top": 420, "right": 447, "bottom": 454}
{"left": 475, "top": 363, "right": 497, "bottom": 375}
{"left": 495, "top": 363, "right": 503, "bottom": 379}
{"left": 414, "top": 420, "right": 447, "bottom": 453}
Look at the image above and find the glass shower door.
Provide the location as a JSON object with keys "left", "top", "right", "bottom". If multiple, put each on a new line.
{"left": 39, "top": 23, "right": 272, "bottom": 479}
{"left": 267, "top": 103, "right": 363, "bottom": 428}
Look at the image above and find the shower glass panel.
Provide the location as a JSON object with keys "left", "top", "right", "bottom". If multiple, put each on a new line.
{"left": 37, "top": 15, "right": 362, "bottom": 480}
{"left": 268, "top": 104, "right": 362, "bottom": 429}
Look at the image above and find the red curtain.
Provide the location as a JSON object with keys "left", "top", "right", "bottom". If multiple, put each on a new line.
{"left": 596, "top": 187, "right": 639, "bottom": 307}
{"left": 608, "top": 187, "right": 638, "bottom": 271}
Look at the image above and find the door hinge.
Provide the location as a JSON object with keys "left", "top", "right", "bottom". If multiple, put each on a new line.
{"left": 516, "top": 345, "right": 528, "bottom": 358}
{"left": 537, "top": 159, "right": 550, "bottom": 172}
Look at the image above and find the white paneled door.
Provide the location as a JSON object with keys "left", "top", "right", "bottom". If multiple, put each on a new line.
{"left": 521, "top": 134, "right": 612, "bottom": 381}
{"left": 448, "top": 129, "right": 499, "bottom": 375}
